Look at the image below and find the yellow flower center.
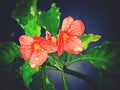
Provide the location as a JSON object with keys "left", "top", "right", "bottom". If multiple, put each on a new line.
{"left": 34, "top": 44, "right": 41, "bottom": 51}
{"left": 63, "top": 33, "right": 69, "bottom": 40}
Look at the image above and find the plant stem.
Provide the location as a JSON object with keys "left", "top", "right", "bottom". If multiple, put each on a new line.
{"left": 63, "top": 66, "right": 98, "bottom": 90}
{"left": 62, "top": 70, "right": 69, "bottom": 90}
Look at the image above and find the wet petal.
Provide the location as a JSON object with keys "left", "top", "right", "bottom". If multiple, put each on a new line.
{"left": 20, "top": 45, "right": 33, "bottom": 60}
{"left": 40, "top": 39, "right": 57, "bottom": 53}
{"left": 69, "top": 20, "right": 85, "bottom": 36}
{"left": 19, "top": 35, "right": 33, "bottom": 45}
{"left": 64, "top": 37, "right": 83, "bottom": 54}
{"left": 61, "top": 16, "right": 73, "bottom": 31}
{"left": 57, "top": 30, "right": 64, "bottom": 56}
{"left": 30, "top": 50, "right": 48, "bottom": 68}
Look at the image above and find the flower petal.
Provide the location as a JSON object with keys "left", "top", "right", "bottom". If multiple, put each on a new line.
{"left": 69, "top": 20, "right": 85, "bottom": 36}
{"left": 19, "top": 35, "right": 33, "bottom": 45}
{"left": 57, "top": 30, "right": 64, "bottom": 56}
{"left": 40, "top": 39, "right": 57, "bottom": 53}
{"left": 20, "top": 45, "right": 33, "bottom": 60}
{"left": 61, "top": 16, "right": 73, "bottom": 31}
{"left": 64, "top": 37, "right": 83, "bottom": 54}
{"left": 46, "top": 31, "right": 57, "bottom": 44}
{"left": 29, "top": 50, "right": 48, "bottom": 68}
{"left": 46, "top": 31, "right": 51, "bottom": 40}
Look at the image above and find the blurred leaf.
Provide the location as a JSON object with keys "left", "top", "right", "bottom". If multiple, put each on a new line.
{"left": 37, "top": 3, "right": 61, "bottom": 36}
{"left": 47, "top": 52, "right": 64, "bottom": 70}
{"left": 97, "top": 71, "right": 120, "bottom": 90}
{"left": 79, "top": 34, "right": 101, "bottom": 50}
{"left": 12, "top": 0, "right": 41, "bottom": 36}
{"left": 30, "top": 66, "right": 55, "bottom": 90}
{"left": 20, "top": 60, "right": 39, "bottom": 88}
{"left": 67, "top": 41, "right": 120, "bottom": 75}
{"left": 0, "top": 42, "right": 20, "bottom": 64}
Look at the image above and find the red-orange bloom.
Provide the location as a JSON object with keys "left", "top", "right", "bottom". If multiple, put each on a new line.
{"left": 19, "top": 35, "right": 57, "bottom": 68}
{"left": 58, "top": 16, "right": 85, "bottom": 56}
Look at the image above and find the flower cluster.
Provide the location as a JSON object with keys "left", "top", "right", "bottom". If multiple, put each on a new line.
{"left": 19, "top": 16, "right": 85, "bottom": 68}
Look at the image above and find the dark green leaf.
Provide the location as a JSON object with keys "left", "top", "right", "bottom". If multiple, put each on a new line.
{"left": 30, "top": 66, "right": 55, "bottom": 90}
{"left": 67, "top": 41, "right": 120, "bottom": 75}
{"left": 47, "top": 52, "right": 64, "bottom": 71}
{"left": 80, "top": 34, "right": 101, "bottom": 50}
{"left": 0, "top": 42, "right": 20, "bottom": 64}
{"left": 97, "top": 71, "right": 120, "bottom": 90}
{"left": 12, "top": 0, "right": 41, "bottom": 36}
{"left": 37, "top": 3, "right": 61, "bottom": 36}
{"left": 20, "top": 60, "right": 39, "bottom": 88}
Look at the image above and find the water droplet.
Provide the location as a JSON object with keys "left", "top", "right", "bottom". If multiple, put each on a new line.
{"left": 31, "top": 63, "right": 36, "bottom": 68}
{"left": 68, "top": 30, "right": 71, "bottom": 32}
{"left": 35, "top": 57, "right": 39, "bottom": 60}
{"left": 73, "top": 46, "right": 83, "bottom": 53}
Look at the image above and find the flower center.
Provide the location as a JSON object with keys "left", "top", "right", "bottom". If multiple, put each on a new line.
{"left": 63, "top": 33, "right": 69, "bottom": 40}
{"left": 34, "top": 43, "right": 41, "bottom": 51}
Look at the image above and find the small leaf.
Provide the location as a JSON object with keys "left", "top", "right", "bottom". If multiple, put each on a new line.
{"left": 12, "top": 0, "right": 41, "bottom": 36}
{"left": 67, "top": 41, "right": 120, "bottom": 75}
{"left": 30, "top": 66, "right": 55, "bottom": 90}
{"left": 0, "top": 42, "right": 20, "bottom": 64}
{"left": 79, "top": 34, "right": 101, "bottom": 50}
{"left": 20, "top": 60, "right": 39, "bottom": 88}
{"left": 37, "top": 3, "right": 61, "bottom": 36}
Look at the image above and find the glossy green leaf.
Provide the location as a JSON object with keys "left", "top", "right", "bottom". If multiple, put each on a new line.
{"left": 37, "top": 3, "right": 61, "bottom": 36}
{"left": 12, "top": 0, "right": 41, "bottom": 36}
{"left": 79, "top": 34, "right": 101, "bottom": 50}
{"left": 20, "top": 60, "right": 39, "bottom": 88}
{"left": 47, "top": 52, "right": 64, "bottom": 71}
{"left": 0, "top": 42, "right": 20, "bottom": 64}
{"left": 30, "top": 66, "right": 55, "bottom": 90}
{"left": 67, "top": 41, "right": 120, "bottom": 75}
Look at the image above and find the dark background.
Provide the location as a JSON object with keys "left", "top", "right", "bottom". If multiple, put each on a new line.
{"left": 0, "top": 0, "right": 120, "bottom": 90}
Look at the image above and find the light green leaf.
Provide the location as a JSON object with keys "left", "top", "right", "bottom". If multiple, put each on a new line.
{"left": 30, "top": 66, "right": 55, "bottom": 90}
{"left": 37, "top": 3, "right": 61, "bottom": 36}
{"left": 67, "top": 41, "right": 120, "bottom": 75}
{"left": 12, "top": 0, "right": 41, "bottom": 36}
{"left": 79, "top": 34, "right": 101, "bottom": 50}
{"left": 0, "top": 42, "right": 20, "bottom": 64}
{"left": 20, "top": 60, "right": 39, "bottom": 88}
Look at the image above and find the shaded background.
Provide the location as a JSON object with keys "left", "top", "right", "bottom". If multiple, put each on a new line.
{"left": 0, "top": 0, "right": 120, "bottom": 90}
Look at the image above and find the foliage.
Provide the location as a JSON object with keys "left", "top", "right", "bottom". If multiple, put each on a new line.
{"left": 0, "top": 0, "right": 120, "bottom": 90}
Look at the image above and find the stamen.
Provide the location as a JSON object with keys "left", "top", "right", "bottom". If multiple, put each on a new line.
{"left": 63, "top": 33, "right": 69, "bottom": 40}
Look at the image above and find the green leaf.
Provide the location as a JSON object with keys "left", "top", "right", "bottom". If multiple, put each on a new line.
{"left": 30, "top": 66, "right": 55, "bottom": 90}
{"left": 0, "top": 42, "right": 20, "bottom": 64}
{"left": 12, "top": 0, "right": 41, "bottom": 36}
{"left": 67, "top": 41, "right": 120, "bottom": 75}
{"left": 20, "top": 60, "right": 39, "bottom": 88}
{"left": 37, "top": 3, "right": 61, "bottom": 36}
{"left": 79, "top": 34, "right": 101, "bottom": 50}
{"left": 47, "top": 52, "right": 64, "bottom": 71}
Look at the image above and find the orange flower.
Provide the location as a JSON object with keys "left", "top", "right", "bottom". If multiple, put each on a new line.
{"left": 19, "top": 35, "right": 57, "bottom": 68}
{"left": 57, "top": 16, "right": 85, "bottom": 56}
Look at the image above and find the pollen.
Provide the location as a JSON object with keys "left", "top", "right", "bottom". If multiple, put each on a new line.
{"left": 34, "top": 44, "right": 41, "bottom": 51}
{"left": 63, "top": 33, "right": 69, "bottom": 40}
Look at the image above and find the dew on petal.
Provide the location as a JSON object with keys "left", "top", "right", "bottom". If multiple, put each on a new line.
{"left": 68, "top": 30, "right": 71, "bottom": 32}
{"left": 31, "top": 63, "right": 36, "bottom": 68}
{"left": 38, "top": 53, "right": 41, "bottom": 55}
{"left": 35, "top": 57, "right": 39, "bottom": 60}
{"left": 73, "top": 46, "right": 83, "bottom": 53}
